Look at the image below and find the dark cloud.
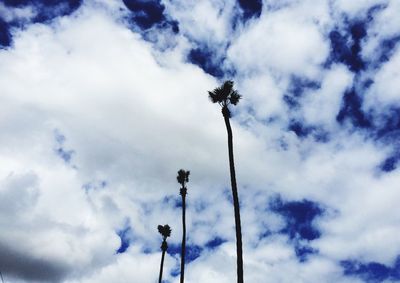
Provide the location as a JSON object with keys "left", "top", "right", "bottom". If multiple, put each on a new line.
{"left": 0, "top": 242, "right": 69, "bottom": 282}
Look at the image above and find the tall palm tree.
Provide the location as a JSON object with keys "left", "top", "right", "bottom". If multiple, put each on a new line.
{"left": 208, "top": 80, "right": 243, "bottom": 283}
{"left": 177, "top": 169, "right": 190, "bottom": 283}
{"left": 158, "top": 224, "right": 172, "bottom": 283}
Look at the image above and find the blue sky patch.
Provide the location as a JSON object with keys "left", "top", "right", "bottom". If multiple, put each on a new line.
{"left": 374, "top": 35, "right": 400, "bottom": 66}
{"left": 193, "top": 199, "right": 208, "bottom": 213}
{"left": 379, "top": 155, "right": 398, "bottom": 172}
{"left": 4, "top": 0, "right": 82, "bottom": 23}
{"left": 237, "top": 0, "right": 262, "bottom": 21}
{"left": 288, "top": 121, "right": 313, "bottom": 138}
{"left": 328, "top": 21, "right": 366, "bottom": 73}
{"left": 116, "top": 226, "right": 132, "bottom": 254}
{"left": 375, "top": 107, "right": 400, "bottom": 140}
{"left": 53, "top": 130, "right": 75, "bottom": 164}
{"left": 287, "top": 120, "right": 330, "bottom": 142}
{"left": 283, "top": 76, "right": 321, "bottom": 110}
{"left": 270, "top": 197, "right": 324, "bottom": 241}
{"left": 170, "top": 266, "right": 180, "bottom": 277}
{"left": 337, "top": 88, "right": 371, "bottom": 128}
{"left": 167, "top": 243, "right": 180, "bottom": 256}
{"left": 123, "top": 0, "right": 178, "bottom": 33}
{"left": 185, "top": 244, "right": 202, "bottom": 263}
{"left": 167, "top": 243, "right": 202, "bottom": 263}
{"left": 162, "top": 195, "right": 181, "bottom": 208}
{"left": 341, "top": 256, "right": 400, "bottom": 282}
{"left": 82, "top": 180, "right": 108, "bottom": 192}
{"left": 269, "top": 196, "right": 324, "bottom": 262}
{"left": 0, "top": 18, "right": 11, "bottom": 48}
{"left": 205, "top": 237, "right": 226, "bottom": 250}
{"left": 187, "top": 45, "right": 225, "bottom": 78}
{"left": 55, "top": 147, "right": 74, "bottom": 163}
{"left": 295, "top": 245, "right": 318, "bottom": 263}
{"left": 374, "top": 108, "right": 400, "bottom": 172}
{"left": 0, "top": 0, "right": 82, "bottom": 48}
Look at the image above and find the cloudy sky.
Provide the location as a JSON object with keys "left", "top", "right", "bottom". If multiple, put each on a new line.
{"left": 1, "top": 0, "right": 400, "bottom": 282}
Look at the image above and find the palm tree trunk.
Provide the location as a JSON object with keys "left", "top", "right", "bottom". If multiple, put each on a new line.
{"left": 222, "top": 107, "right": 244, "bottom": 283}
{"left": 159, "top": 243, "right": 166, "bottom": 283}
{"left": 180, "top": 192, "right": 186, "bottom": 283}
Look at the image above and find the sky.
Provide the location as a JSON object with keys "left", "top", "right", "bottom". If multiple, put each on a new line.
{"left": 1, "top": 0, "right": 400, "bottom": 282}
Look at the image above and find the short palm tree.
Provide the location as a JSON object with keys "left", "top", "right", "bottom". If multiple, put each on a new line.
{"left": 208, "top": 80, "right": 243, "bottom": 283}
{"left": 158, "top": 224, "right": 172, "bottom": 283}
{"left": 177, "top": 169, "right": 190, "bottom": 283}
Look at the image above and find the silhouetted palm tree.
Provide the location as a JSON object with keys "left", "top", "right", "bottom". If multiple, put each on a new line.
{"left": 208, "top": 80, "right": 243, "bottom": 283}
{"left": 158, "top": 224, "right": 171, "bottom": 283}
{"left": 177, "top": 169, "right": 190, "bottom": 283}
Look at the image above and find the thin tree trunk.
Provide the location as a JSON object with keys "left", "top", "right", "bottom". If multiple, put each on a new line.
{"left": 159, "top": 245, "right": 166, "bottom": 283}
{"left": 223, "top": 108, "right": 244, "bottom": 283}
{"left": 180, "top": 193, "right": 186, "bottom": 283}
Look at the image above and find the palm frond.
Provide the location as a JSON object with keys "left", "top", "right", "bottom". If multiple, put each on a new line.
{"left": 229, "top": 90, "right": 242, "bottom": 105}
{"left": 208, "top": 85, "right": 225, "bottom": 103}
{"left": 220, "top": 80, "right": 232, "bottom": 100}
{"left": 208, "top": 91, "right": 219, "bottom": 103}
{"left": 185, "top": 171, "right": 190, "bottom": 182}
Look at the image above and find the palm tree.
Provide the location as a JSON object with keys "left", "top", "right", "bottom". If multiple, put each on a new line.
{"left": 158, "top": 224, "right": 172, "bottom": 283}
{"left": 208, "top": 80, "right": 243, "bottom": 283}
{"left": 177, "top": 169, "right": 190, "bottom": 283}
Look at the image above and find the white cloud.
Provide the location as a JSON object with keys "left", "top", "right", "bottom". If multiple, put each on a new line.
{"left": 364, "top": 47, "right": 400, "bottom": 109}
{"left": 227, "top": 1, "right": 330, "bottom": 78}
{"left": 302, "top": 64, "right": 354, "bottom": 127}
{"left": 333, "top": 0, "right": 387, "bottom": 17}
{"left": 163, "top": 0, "right": 236, "bottom": 46}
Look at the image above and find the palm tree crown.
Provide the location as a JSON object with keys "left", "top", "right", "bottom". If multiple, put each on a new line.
{"left": 177, "top": 169, "right": 190, "bottom": 188}
{"left": 208, "top": 80, "right": 242, "bottom": 117}
{"left": 158, "top": 224, "right": 172, "bottom": 239}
